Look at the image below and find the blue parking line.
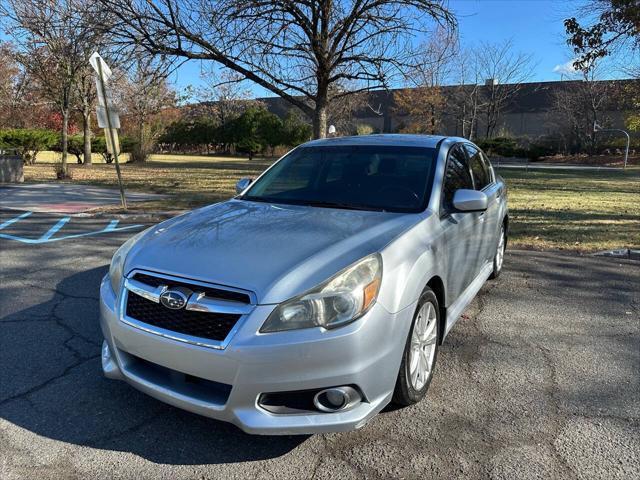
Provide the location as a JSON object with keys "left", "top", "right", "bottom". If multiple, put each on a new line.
{"left": 39, "top": 217, "right": 71, "bottom": 241}
{"left": 0, "top": 211, "right": 143, "bottom": 244}
{"left": 0, "top": 211, "right": 32, "bottom": 229}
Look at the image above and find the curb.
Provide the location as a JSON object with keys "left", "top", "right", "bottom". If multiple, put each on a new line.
{"left": 75, "top": 210, "right": 185, "bottom": 222}
{"left": 592, "top": 248, "right": 640, "bottom": 261}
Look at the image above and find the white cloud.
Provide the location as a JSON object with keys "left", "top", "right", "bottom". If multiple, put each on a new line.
{"left": 553, "top": 60, "right": 577, "bottom": 76}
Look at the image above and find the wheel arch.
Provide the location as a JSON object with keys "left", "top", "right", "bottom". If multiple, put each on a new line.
{"left": 503, "top": 213, "right": 509, "bottom": 247}
{"left": 426, "top": 276, "right": 447, "bottom": 345}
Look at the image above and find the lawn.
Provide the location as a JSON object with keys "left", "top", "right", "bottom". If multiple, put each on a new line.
{"left": 22, "top": 154, "right": 640, "bottom": 252}
{"left": 24, "top": 154, "right": 274, "bottom": 210}
{"left": 497, "top": 167, "right": 639, "bottom": 251}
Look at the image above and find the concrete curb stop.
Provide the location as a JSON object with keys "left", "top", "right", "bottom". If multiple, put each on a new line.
{"left": 76, "top": 210, "right": 186, "bottom": 223}
{"left": 592, "top": 248, "right": 640, "bottom": 261}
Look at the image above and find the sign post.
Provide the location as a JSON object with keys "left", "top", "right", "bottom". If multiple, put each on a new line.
{"left": 90, "top": 52, "right": 127, "bottom": 209}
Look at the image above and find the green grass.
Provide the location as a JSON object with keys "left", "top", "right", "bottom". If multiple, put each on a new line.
{"left": 497, "top": 167, "right": 639, "bottom": 251}
{"left": 23, "top": 154, "right": 640, "bottom": 252}
{"left": 35, "top": 150, "right": 233, "bottom": 165}
{"left": 24, "top": 154, "right": 273, "bottom": 210}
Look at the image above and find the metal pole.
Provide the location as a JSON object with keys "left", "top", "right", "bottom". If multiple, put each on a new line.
{"left": 594, "top": 126, "right": 631, "bottom": 169}
{"left": 96, "top": 59, "right": 127, "bottom": 210}
{"left": 622, "top": 130, "right": 630, "bottom": 169}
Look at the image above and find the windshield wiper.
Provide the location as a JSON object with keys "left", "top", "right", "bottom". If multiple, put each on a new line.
{"left": 305, "top": 201, "right": 385, "bottom": 212}
{"left": 240, "top": 196, "right": 385, "bottom": 212}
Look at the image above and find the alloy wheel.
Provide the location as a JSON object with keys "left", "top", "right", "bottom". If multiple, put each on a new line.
{"left": 496, "top": 227, "right": 505, "bottom": 272}
{"left": 409, "top": 301, "right": 438, "bottom": 391}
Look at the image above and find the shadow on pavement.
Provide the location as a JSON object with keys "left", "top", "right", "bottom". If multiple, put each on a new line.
{"left": 0, "top": 266, "right": 307, "bottom": 465}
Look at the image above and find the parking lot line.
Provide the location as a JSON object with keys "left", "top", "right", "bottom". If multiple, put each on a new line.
{"left": 39, "top": 217, "right": 71, "bottom": 241}
{"left": 0, "top": 210, "right": 143, "bottom": 244}
{"left": 0, "top": 210, "right": 32, "bottom": 230}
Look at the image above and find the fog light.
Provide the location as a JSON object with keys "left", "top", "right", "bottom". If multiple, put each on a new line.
{"left": 313, "top": 386, "right": 361, "bottom": 412}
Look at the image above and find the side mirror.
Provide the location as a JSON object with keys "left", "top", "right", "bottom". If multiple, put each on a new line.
{"left": 235, "top": 177, "right": 252, "bottom": 194}
{"left": 452, "top": 189, "right": 488, "bottom": 212}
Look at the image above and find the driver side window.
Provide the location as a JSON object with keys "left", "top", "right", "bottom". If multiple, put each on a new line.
{"left": 465, "top": 144, "right": 492, "bottom": 190}
{"left": 442, "top": 145, "right": 473, "bottom": 213}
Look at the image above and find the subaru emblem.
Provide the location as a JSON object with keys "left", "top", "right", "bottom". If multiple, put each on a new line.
{"left": 159, "top": 289, "right": 189, "bottom": 310}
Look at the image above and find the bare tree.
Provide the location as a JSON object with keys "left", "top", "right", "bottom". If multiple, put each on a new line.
{"left": 97, "top": 0, "right": 456, "bottom": 139}
{"left": 551, "top": 65, "right": 615, "bottom": 154}
{"left": 117, "top": 56, "right": 177, "bottom": 162}
{"left": 393, "top": 28, "right": 455, "bottom": 134}
{"left": 0, "top": 42, "right": 62, "bottom": 130}
{"left": 475, "top": 39, "right": 536, "bottom": 138}
{"left": 196, "top": 69, "right": 257, "bottom": 126}
{"left": 74, "top": 68, "right": 96, "bottom": 165}
{"left": 1, "top": 0, "right": 103, "bottom": 176}
{"left": 326, "top": 84, "right": 369, "bottom": 134}
{"left": 0, "top": 42, "right": 29, "bottom": 127}
{"left": 448, "top": 48, "right": 483, "bottom": 140}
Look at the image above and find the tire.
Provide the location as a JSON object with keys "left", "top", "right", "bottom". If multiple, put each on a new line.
{"left": 489, "top": 223, "right": 506, "bottom": 280}
{"left": 392, "top": 288, "right": 440, "bottom": 406}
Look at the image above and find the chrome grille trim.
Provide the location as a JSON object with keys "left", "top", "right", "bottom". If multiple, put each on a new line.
{"left": 129, "top": 270, "right": 256, "bottom": 304}
{"left": 125, "top": 278, "right": 166, "bottom": 303}
{"left": 119, "top": 269, "right": 256, "bottom": 350}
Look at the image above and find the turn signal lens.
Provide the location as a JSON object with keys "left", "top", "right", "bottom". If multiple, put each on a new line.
{"left": 363, "top": 276, "right": 381, "bottom": 311}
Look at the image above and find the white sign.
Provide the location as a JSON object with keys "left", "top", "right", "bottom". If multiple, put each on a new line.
{"left": 95, "top": 80, "right": 115, "bottom": 107}
{"left": 89, "top": 52, "right": 127, "bottom": 210}
{"left": 90, "top": 52, "right": 116, "bottom": 108}
{"left": 96, "top": 105, "right": 120, "bottom": 129}
{"left": 104, "top": 128, "right": 120, "bottom": 155}
{"left": 89, "top": 52, "right": 112, "bottom": 80}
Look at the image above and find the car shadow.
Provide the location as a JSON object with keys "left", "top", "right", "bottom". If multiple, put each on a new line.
{"left": 0, "top": 266, "right": 308, "bottom": 465}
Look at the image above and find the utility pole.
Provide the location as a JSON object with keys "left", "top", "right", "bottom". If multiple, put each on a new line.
{"left": 90, "top": 52, "right": 127, "bottom": 209}
{"left": 594, "top": 121, "right": 630, "bottom": 169}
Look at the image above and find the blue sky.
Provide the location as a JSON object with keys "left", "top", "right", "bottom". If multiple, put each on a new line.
{"left": 453, "top": 0, "right": 580, "bottom": 77}
{"left": 171, "top": 0, "right": 602, "bottom": 97}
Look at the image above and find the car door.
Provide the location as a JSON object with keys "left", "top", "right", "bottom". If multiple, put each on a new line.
{"left": 464, "top": 143, "right": 500, "bottom": 267}
{"left": 439, "top": 144, "right": 485, "bottom": 302}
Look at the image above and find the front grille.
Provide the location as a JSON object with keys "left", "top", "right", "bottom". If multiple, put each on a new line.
{"left": 132, "top": 272, "right": 251, "bottom": 304}
{"left": 126, "top": 291, "right": 241, "bottom": 341}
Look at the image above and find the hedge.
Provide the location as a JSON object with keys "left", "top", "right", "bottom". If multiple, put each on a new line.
{"left": 0, "top": 128, "right": 58, "bottom": 164}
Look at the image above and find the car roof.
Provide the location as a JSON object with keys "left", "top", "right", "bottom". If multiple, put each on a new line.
{"left": 303, "top": 134, "right": 467, "bottom": 149}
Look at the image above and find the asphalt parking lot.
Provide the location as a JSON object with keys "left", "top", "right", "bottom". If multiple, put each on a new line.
{"left": 0, "top": 208, "right": 638, "bottom": 479}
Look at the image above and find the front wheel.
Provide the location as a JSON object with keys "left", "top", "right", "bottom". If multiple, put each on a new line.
{"left": 392, "top": 288, "right": 440, "bottom": 406}
{"left": 489, "top": 224, "right": 506, "bottom": 279}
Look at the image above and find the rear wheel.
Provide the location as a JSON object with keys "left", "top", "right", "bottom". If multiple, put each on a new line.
{"left": 392, "top": 289, "right": 440, "bottom": 406}
{"left": 489, "top": 224, "right": 506, "bottom": 279}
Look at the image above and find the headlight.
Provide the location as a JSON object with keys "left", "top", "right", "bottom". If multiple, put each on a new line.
{"left": 260, "top": 254, "right": 382, "bottom": 333}
{"left": 108, "top": 229, "right": 148, "bottom": 293}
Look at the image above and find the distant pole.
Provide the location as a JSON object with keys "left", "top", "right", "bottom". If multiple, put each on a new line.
{"left": 622, "top": 130, "right": 630, "bottom": 169}
{"left": 92, "top": 53, "right": 127, "bottom": 209}
{"left": 593, "top": 122, "right": 630, "bottom": 169}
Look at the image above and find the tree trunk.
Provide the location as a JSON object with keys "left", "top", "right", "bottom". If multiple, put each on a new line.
{"left": 61, "top": 107, "right": 69, "bottom": 177}
{"left": 83, "top": 105, "right": 92, "bottom": 165}
{"left": 137, "top": 120, "right": 147, "bottom": 162}
{"left": 312, "top": 96, "right": 328, "bottom": 139}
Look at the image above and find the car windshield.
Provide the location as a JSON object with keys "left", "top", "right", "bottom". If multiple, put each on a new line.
{"left": 240, "top": 145, "right": 437, "bottom": 213}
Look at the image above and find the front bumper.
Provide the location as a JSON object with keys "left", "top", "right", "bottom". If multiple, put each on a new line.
{"left": 99, "top": 275, "right": 414, "bottom": 435}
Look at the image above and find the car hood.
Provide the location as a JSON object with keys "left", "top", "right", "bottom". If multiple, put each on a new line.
{"left": 125, "top": 199, "right": 425, "bottom": 304}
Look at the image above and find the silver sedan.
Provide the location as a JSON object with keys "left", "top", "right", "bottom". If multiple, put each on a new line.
{"left": 99, "top": 134, "right": 508, "bottom": 434}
